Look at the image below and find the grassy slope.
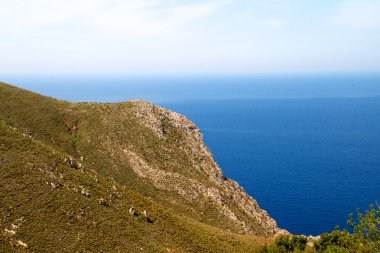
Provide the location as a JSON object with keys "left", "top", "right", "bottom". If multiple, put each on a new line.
{"left": 0, "top": 82, "right": 245, "bottom": 233}
{"left": 0, "top": 82, "right": 271, "bottom": 251}
{"left": 0, "top": 121, "right": 265, "bottom": 252}
{"left": 0, "top": 83, "right": 75, "bottom": 155}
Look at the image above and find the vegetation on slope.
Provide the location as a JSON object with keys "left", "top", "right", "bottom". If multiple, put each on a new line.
{"left": 0, "top": 119, "right": 267, "bottom": 252}
{"left": 259, "top": 204, "right": 379, "bottom": 253}
{"left": 3, "top": 82, "right": 376, "bottom": 252}
{"left": 0, "top": 82, "right": 275, "bottom": 252}
{"left": 0, "top": 81, "right": 281, "bottom": 236}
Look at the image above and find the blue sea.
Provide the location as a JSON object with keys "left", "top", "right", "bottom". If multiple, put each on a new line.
{"left": 3, "top": 73, "right": 380, "bottom": 235}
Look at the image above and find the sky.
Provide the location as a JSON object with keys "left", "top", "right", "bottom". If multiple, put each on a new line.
{"left": 0, "top": 0, "right": 379, "bottom": 74}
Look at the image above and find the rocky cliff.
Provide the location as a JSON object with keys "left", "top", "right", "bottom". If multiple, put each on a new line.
{"left": 128, "top": 100, "right": 281, "bottom": 235}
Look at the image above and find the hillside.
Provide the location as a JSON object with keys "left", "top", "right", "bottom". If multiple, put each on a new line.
{"left": 0, "top": 82, "right": 284, "bottom": 252}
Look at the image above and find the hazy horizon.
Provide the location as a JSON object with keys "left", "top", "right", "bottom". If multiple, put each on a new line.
{"left": 2, "top": 73, "right": 380, "bottom": 103}
{"left": 1, "top": 0, "right": 379, "bottom": 75}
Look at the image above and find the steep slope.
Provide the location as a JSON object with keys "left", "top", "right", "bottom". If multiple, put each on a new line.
{"left": 92, "top": 100, "right": 280, "bottom": 235}
{"left": 0, "top": 82, "right": 285, "bottom": 251}
{"left": 0, "top": 120, "right": 268, "bottom": 252}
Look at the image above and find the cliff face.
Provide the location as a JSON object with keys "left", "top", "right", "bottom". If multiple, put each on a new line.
{"left": 128, "top": 101, "right": 281, "bottom": 235}
{"left": 0, "top": 82, "right": 285, "bottom": 252}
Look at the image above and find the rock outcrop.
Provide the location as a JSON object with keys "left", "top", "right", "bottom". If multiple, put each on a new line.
{"left": 123, "top": 101, "right": 285, "bottom": 235}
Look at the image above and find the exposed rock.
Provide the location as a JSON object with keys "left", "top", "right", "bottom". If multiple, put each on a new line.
{"left": 24, "top": 129, "right": 33, "bottom": 137}
{"left": 109, "top": 192, "right": 119, "bottom": 199}
{"left": 306, "top": 235, "right": 321, "bottom": 247}
{"left": 69, "top": 124, "right": 78, "bottom": 134}
{"left": 99, "top": 198, "right": 109, "bottom": 207}
{"left": 122, "top": 101, "right": 284, "bottom": 235}
{"left": 66, "top": 156, "right": 78, "bottom": 169}
{"left": 3, "top": 228, "right": 16, "bottom": 235}
{"left": 87, "top": 99, "right": 284, "bottom": 235}
{"left": 129, "top": 207, "right": 137, "bottom": 216}
{"left": 3, "top": 217, "right": 27, "bottom": 249}
{"left": 143, "top": 210, "right": 153, "bottom": 223}
{"left": 50, "top": 182, "right": 62, "bottom": 188}
{"left": 80, "top": 186, "right": 90, "bottom": 197}
{"left": 131, "top": 100, "right": 203, "bottom": 141}
{"left": 15, "top": 240, "right": 28, "bottom": 249}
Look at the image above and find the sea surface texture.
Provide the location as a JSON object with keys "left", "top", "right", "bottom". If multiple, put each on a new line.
{"left": 164, "top": 98, "right": 380, "bottom": 235}
{"left": 3, "top": 73, "right": 380, "bottom": 235}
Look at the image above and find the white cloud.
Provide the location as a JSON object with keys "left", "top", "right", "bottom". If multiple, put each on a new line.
{"left": 93, "top": 0, "right": 233, "bottom": 38}
{"left": 0, "top": 1, "right": 378, "bottom": 74}
{"left": 331, "top": 0, "right": 380, "bottom": 29}
{"left": 0, "top": 0, "right": 232, "bottom": 39}
{"left": 0, "top": 0, "right": 234, "bottom": 73}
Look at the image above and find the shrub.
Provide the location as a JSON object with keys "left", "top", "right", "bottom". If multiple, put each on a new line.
{"left": 348, "top": 203, "right": 380, "bottom": 252}
{"left": 314, "top": 228, "right": 362, "bottom": 252}
{"left": 260, "top": 235, "right": 307, "bottom": 253}
{"left": 260, "top": 203, "right": 379, "bottom": 253}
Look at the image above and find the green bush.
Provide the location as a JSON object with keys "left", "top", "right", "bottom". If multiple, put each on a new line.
{"left": 348, "top": 203, "right": 380, "bottom": 252}
{"left": 260, "top": 203, "right": 379, "bottom": 253}
{"left": 314, "top": 228, "right": 363, "bottom": 252}
{"left": 260, "top": 235, "right": 307, "bottom": 253}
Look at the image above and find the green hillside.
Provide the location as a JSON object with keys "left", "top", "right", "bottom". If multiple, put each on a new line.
{"left": 2, "top": 82, "right": 378, "bottom": 253}
{"left": 0, "top": 82, "right": 280, "bottom": 252}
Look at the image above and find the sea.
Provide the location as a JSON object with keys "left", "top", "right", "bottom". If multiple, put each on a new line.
{"left": 2, "top": 73, "right": 380, "bottom": 236}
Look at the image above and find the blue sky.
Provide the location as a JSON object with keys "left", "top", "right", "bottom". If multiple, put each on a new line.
{"left": 0, "top": 0, "right": 379, "bottom": 74}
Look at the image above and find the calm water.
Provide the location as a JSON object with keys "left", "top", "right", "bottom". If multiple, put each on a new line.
{"left": 163, "top": 98, "right": 380, "bottom": 235}
{"left": 2, "top": 74, "right": 380, "bottom": 235}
